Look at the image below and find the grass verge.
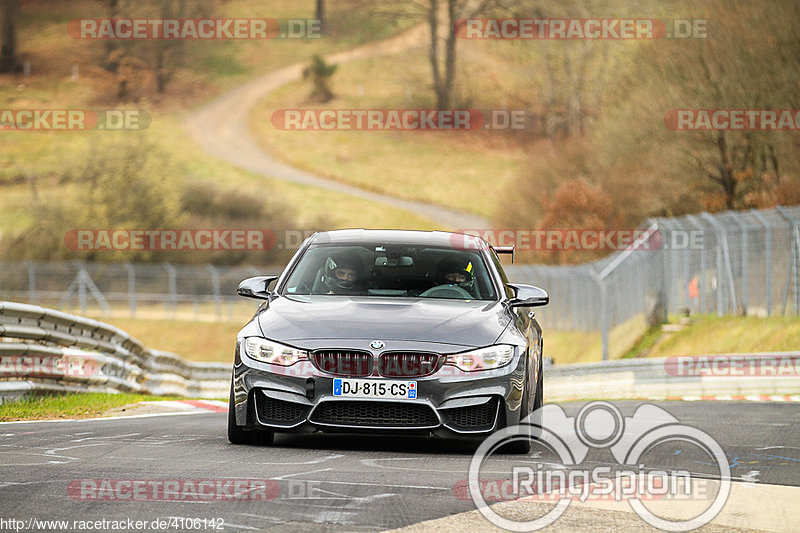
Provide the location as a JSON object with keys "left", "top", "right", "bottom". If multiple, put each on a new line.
{"left": 646, "top": 314, "right": 800, "bottom": 358}
{"left": 99, "top": 316, "right": 243, "bottom": 363}
{"left": 0, "top": 392, "right": 183, "bottom": 421}
{"left": 249, "top": 49, "right": 528, "bottom": 222}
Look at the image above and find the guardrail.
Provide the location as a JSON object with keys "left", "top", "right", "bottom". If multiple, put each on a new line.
{"left": 0, "top": 301, "right": 230, "bottom": 403}
{"left": 545, "top": 353, "right": 800, "bottom": 401}
{"left": 1, "top": 300, "right": 796, "bottom": 405}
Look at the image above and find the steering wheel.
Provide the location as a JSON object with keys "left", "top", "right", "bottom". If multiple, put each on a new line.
{"left": 419, "top": 284, "right": 473, "bottom": 299}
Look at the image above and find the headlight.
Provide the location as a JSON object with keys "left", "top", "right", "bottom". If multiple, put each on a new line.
{"left": 243, "top": 337, "right": 308, "bottom": 366}
{"left": 445, "top": 345, "right": 515, "bottom": 372}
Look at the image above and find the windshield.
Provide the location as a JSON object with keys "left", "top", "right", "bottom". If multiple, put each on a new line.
{"left": 283, "top": 244, "right": 497, "bottom": 300}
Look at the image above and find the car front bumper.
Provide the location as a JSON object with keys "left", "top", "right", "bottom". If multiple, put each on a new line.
{"left": 231, "top": 342, "right": 530, "bottom": 438}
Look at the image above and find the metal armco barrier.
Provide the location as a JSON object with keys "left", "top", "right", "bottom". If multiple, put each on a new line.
{"left": 0, "top": 301, "right": 229, "bottom": 402}
{"left": 544, "top": 352, "right": 800, "bottom": 401}
{"left": 1, "top": 300, "right": 796, "bottom": 404}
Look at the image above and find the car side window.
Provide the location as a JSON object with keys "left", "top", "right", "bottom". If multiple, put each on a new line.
{"left": 490, "top": 250, "right": 515, "bottom": 299}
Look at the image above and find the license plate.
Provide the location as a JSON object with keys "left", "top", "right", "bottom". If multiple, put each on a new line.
{"left": 332, "top": 378, "right": 417, "bottom": 399}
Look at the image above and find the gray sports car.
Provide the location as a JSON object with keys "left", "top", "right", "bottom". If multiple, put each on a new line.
{"left": 228, "top": 229, "right": 548, "bottom": 452}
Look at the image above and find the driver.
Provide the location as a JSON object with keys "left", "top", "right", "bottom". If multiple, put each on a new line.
{"left": 436, "top": 258, "right": 476, "bottom": 294}
{"left": 323, "top": 254, "right": 366, "bottom": 294}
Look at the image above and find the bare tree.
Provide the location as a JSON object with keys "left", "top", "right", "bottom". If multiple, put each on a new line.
{"left": 316, "top": 0, "right": 325, "bottom": 35}
{"left": 376, "top": 0, "right": 505, "bottom": 110}
{"left": 0, "top": 0, "right": 19, "bottom": 73}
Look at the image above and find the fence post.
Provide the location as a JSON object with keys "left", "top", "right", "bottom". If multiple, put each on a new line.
{"left": 77, "top": 262, "right": 87, "bottom": 314}
{"left": 208, "top": 265, "right": 221, "bottom": 321}
{"left": 25, "top": 261, "right": 37, "bottom": 304}
{"left": 124, "top": 263, "right": 136, "bottom": 318}
{"left": 597, "top": 273, "right": 609, "bottom": 361}
{"left": 732, "top": 216, "right": 749, "bottom": 314}
{"left": 776, "top": 207, "right": 799, "bottom": 315}
{"left": 164, "top": 263, "right": 177, "bottom": 318}
{"left": 657, "top": 218, "right": 674, "bottom": 319}
{"left": 751, "top": 210, "right": 772, "bottom": 316}
{"left": 686, "top": 216, "right": 707, "bottom": 314}
{"left": 702, "top": 213, "right": 737, "bottom": 315}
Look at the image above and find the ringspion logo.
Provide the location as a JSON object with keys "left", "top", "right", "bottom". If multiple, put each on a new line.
{"left": 468, "top": 402, "right": 730, "bottom": 531}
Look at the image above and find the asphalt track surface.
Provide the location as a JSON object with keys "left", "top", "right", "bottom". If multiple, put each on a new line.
{"left": 1, "top": 401, "right": 797, "bottom": 532}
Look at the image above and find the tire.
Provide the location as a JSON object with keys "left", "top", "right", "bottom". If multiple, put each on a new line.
{"left": 499, "top": 379, "right": 533, "bottom": 454}
{"left": 227, "top": 382, "right": 274, "bottom": 445}
{"left": 529, "top": 364, "right": 544, "bottom": 440}
{"left": 499, "top": 357, "right": 544, "bottom": 454}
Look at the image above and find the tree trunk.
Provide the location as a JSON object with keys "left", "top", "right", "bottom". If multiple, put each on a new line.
{"left": 441, "top": 0, "right": 457, "bottom": 110}
{"left": 315, "top": 0, "right": 325, "bottom": 35}
{"left": 0, "top": 0, "right": 19, "bottom": 73}
{"left": 716, "top": 132, "right": 737, "bottom": 209}
{"left": 428, "top": 0, "right": 443, "bottom": 108}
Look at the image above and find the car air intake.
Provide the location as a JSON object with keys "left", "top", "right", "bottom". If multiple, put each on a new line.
{"left": 378, "top": 353, "right": 441, "bottom": 377}
{"left": 310, "top": 350, "right": 373, "bottom": 377}
{"left": 255, "top": 393, "right": 310, "bottom": 425}
{"left": 445, "top": 398, "right": 499, "bottom": 431}
{"left": 311, "top": 401, "right": 439, "bottom": 428}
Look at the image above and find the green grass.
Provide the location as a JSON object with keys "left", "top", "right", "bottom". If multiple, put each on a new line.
{"left": 0, "top": 392, "right": 183, "bottom": 421}
{"left": 0, "top": 0, "right": 431, "bottom": 252}
{"left": 647, "top": 315, "right": 800, "bottom": 358}
{"left": 249, "top": 49, "right": 529, "bottom": 222}
{"left": 550, "top": 313, "right": 800, "bottom": 365}
{"left": 99, "top": 316, "right": 245, "bottom": 363}
{"left": 621, "top": 325, "right": 664, "bottom": 359}
{"left": 545, "top": 314, "right": 648, "bottom": 364}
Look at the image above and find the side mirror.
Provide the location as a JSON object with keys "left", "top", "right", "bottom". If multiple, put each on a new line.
{"left": 237, "top": 276, "right": 278, "bottom": 300}
{"left": 507, "top": 284, "right": 549, "bottom": 307}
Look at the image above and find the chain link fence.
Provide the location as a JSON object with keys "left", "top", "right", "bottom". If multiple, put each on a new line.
{"left": 1, "top": 206, "right": 798, "bottom": 357}
{"left": 507, "top": 206, "right": 800, "bottom": 358}
{"left": 0, "top": 262, "right": 279, "bottom": 322}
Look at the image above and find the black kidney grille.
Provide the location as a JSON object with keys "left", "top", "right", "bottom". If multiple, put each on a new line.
{"left": 311, "top": 351, "right": 373, "bottom": 377}
{"left": 379, "top": 353, "right": 440, "bottom": 377}
{"left": 446, "top": 398, "right": 499, "bottom": 430}
{"left": 256, "top": 394, "right": 309, "bottom": 424}
{"left": 312, "top": 401, "right": 439, "bottom": 427}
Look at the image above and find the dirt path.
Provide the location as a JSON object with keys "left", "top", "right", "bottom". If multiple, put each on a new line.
{"left": 183, "top": 25, "right": 490, "bottom": 229}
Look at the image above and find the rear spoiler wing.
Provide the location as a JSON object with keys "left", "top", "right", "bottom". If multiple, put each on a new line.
{"left": 491, "top": 245, "right": 515, "bottom": 263}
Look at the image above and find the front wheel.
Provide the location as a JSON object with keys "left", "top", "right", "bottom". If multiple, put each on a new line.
{"left": 227, "top": 382, "right": 274, "bottom": 445}
{"left": 499, "top": 381, "right": 533, "bottom": 454}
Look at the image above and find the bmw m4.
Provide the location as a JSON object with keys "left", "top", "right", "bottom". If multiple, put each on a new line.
{"left": 228, "top": 229, "right": 549, "bottom": 452}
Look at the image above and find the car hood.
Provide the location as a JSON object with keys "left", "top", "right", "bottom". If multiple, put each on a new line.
{"left": 256, "top": 295, "right": 511, "bottom": 350}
